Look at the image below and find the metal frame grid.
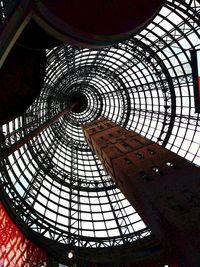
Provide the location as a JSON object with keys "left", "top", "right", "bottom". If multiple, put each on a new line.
{"left": 0, "top": 0, "right": 200, "bottom": 255}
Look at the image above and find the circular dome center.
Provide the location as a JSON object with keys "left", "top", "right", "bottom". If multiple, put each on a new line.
{"left": 68, "top": 92, "right": 88, "bottom": 113}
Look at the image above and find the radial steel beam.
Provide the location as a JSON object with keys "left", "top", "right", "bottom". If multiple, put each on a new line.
{"left": 0, "top": 0, "right": 32, "bottom": 68}
{"left": 0, "top": 102, "right": 78, "bottom": 160}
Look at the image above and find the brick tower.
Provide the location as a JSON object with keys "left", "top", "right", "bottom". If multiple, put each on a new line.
{"left": 82, "top": 118, "right": 200, "bottom": 267}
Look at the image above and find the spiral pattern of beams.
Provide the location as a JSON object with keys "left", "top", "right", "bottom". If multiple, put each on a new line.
{"left": 0, "top": 0, "right": 200, "bottom": 255}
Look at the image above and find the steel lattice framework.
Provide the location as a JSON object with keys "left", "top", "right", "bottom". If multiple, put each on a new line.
{"left": 0, "top": 0, "right": 200, "bottom": 262}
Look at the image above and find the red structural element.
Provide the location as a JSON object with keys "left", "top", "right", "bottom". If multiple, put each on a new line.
{"left": 82, "top": 118, "right": 200, "bottom": 267}
{"left": 34, "top": 0, "right": 163, "bottom": 46}
{"left": 0, "top": 202, "right": 46, "bottom": 267}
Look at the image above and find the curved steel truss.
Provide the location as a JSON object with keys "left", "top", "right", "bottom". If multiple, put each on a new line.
{"left": 0, "top": 0, "right": 200, "bottom": 258}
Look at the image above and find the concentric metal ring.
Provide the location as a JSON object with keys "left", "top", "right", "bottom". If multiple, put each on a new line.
{"left": 0, "top": 1, "right": 200, "bottom": 260}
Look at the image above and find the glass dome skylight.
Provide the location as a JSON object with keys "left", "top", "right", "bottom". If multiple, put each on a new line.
{"left": 0, "top": 0, "right": 200, "bottom": 259}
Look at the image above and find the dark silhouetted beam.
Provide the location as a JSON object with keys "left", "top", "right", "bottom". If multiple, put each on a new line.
{"left": 0, "top": 0, "right": 32, "bottom": 68}
{"left": 0, "top": 102, "right": 77, "bottom": 160}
